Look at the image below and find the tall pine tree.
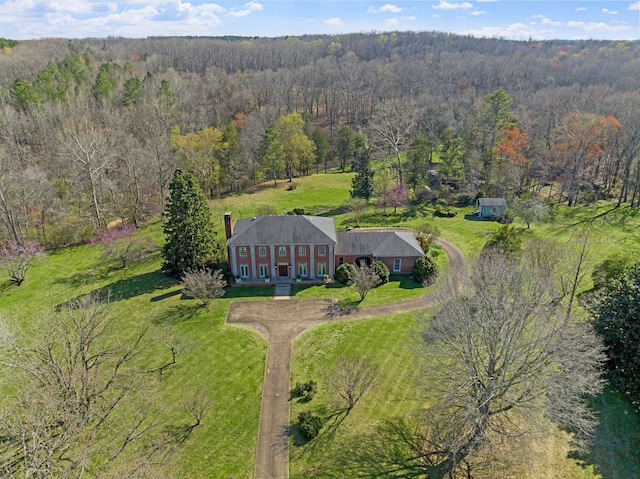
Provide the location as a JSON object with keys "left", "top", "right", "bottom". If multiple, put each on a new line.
{"left": 162, "top": 169, "right": 216, "bottom": 276}
{"left": 350, "top": 146, "right": 374, "bottom": 202}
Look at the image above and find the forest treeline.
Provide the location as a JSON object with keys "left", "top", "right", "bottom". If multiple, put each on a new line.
{"left": 1, "top": 32, "right": 640, "bottom": 248}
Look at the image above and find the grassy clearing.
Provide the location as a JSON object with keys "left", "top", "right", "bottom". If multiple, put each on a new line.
{"left": 2, "top": 169, "right": 640, "bottom": 477}
{"left": 0, "top": 235, "right": 266, "bottom": 478}
{"left": 289, "top": 312, "right": 640, "bottom": 478}
{"left": 289, "top": 313, "right": 424, "bottom": 478}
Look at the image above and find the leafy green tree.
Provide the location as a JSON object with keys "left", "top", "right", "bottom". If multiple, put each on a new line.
{"left": 259, "top": 122, "right": 284, "bottom": 185}
{"left": 123, "top": 77, "right": 144, "bottom": 106}
{"left": 592, "top": 253, "right": 635, "bottom": 291}
{"left": 413, "top": 254, "right": 437, "bottom": 285}
{"left": 588, "top": 261, "right": 640, "bottom": 410}
{"left": 482, "top": 224, "right": 523, "bottom": 258}
{"left": 336, "top": 125, "right": 355, "bottom": 171}
{"left": 350, "top": 147, "right": 374, "bottom": 201}
{"left": 311, "top": 127, "right": 329, "bottom": 173}
{"left": 220, "top": 121, "right": 247, "bottom": 191}
{"left": 10, "top": 78, "right": 42, "bottom": 111}
{"left": 406, "top": 134, "right": 432, "bottom": 188}
{"left": 94, "top": 63, "right": 117, "bottom": 99}
{"left": 35, "top": 62, "right": 72, "bottom": 102}
{"left": 278, "top": 112, "right": 315, "bottom": 180}
{"left": 478, "top": 89, "right": 516, "bottom": 165}
{"left": 438, "top": 134, "right": 466, "bottom": 183}
{"left": 511, "top": 196, "right": 549, "bottom": 228}
{"left": 162, "top": 169, "right": 216, "bottom": 277}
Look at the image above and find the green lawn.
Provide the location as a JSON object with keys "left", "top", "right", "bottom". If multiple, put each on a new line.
{"left": 2, "top": 169, "right": 640, "bottom": 478}
{"left": 0, "top": 238, "right": 266, "bottom": 478}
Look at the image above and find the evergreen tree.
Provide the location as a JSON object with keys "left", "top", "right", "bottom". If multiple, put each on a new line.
{"left": 588, "top": 261, "right": 640, "bottom": 411}
{"left": 350, "top": 147, "right": 374, "bottom": 201}
{"left": 162, "top": 169, "right": 216, "bottom": 277}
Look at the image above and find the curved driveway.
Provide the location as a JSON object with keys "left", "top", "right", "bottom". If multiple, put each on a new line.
{"left": 226, "top": 238, "right": 466, "bottom": 479}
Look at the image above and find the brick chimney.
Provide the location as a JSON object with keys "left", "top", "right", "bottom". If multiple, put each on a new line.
{"left": 224, "top": 212, "right": 233, "bottom": 239}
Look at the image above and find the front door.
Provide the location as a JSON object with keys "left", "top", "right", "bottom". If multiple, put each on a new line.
{"left": 278, "top": 264, "right": 289, "bottom": 278}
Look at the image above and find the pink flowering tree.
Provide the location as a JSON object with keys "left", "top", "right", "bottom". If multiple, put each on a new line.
{"left": 390, "top": 184, "right": 410, "bottom": 213}
{"left": 91, "top": 225, "right": 156, "bottom": 271}
{"left": 0, "top": 239, "right": 45, "bottom": 286}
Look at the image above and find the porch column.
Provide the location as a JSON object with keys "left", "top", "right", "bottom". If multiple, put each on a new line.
{"left": 328, "top": 244, "right": 335, "bottom": 277}
{"left": 270, "top": 245, "right": 276, "bottom": 278}
{"left": 289, "top": 245, "right": 296, "bottom": 279}
{"left": 309, "top": 244, "right": 315, "bottom": 279}
{"left": 250, "top": 245, "right": 257, "bottom": 280}
{"left": 229, "top": 246, "right": 237, "bottom": 277}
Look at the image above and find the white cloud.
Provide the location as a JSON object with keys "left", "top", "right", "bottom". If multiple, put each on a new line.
{"left": 368, "top": 4, "right": 404, "bottom": 14}
{"left": 541, "top": 17, "right": 563, "bottom": 26}
{"left": 432, "top": 1, "right": 473, "bottom": 10}
{"left": 246, "top": 1, "right": 263, "bottom": 11}
{"left": 575, "top": 7, "right": 588, "bottom": 12}
{"left": 470, "top": 10, "right": 486, "bottom": 15}
{"left": 602, "top": 8, "right": 618, "bottom": 15}
{"left": 227, "top": 1, "right": 261, "bottom": 17}
{"left": 567, "top": 21, "right": 632, "bottom": 32}
{"left": 2, "top": 1, "right": 231, "bottom": 39}
{"left": 384, "top": 15, "right": 416, "bottom": 26}
{"left": 630, "top": 2, "right": 640, "bottom": 11}
{"left": 324, "top": 17, "right": 345, "bottom": 27}
{"left": 227, "top": 9, "right": 251, "bottom": 17}
{"left": 461, "top": 22, "right": 556, "bottom": 40}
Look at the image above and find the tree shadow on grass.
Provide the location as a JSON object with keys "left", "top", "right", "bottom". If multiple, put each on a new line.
{"left": 574, "top": 386, "right": 640, "bottom": 479}
{"left": 59, "top": 270, "right": 180, "bottom": 309}
{"left": 393, "top": 275, "right": 423, "bottom": 290}
{"left": 99, "top": 270, "right": 179, "bottom": 301}
{"left": 54, "top": 269, "right": 103, "bottom": 288}
{"left": 323, "top": 301, "right": 357, "bottom": 319}
{"left": 151, "top": 303, "right": 203, "bottom": 325}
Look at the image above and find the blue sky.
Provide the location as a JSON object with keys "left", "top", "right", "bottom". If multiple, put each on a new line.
{"left": 1, "top": 1, "right": 639, "bottom": 41}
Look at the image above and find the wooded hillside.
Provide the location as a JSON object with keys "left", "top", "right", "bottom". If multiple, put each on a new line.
{"left": 1, "top": 32, "right": 639, "bottom": 247}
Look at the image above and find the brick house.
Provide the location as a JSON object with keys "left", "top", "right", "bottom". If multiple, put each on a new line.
{"left": 224, "top": 213, "right": 424, "bottom": 282}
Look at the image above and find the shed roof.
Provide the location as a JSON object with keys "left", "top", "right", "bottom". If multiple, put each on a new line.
{"left": 477, "top": 198, "right": 506, "bottom": 207}
{"left": 227, "top": 215, "right": 337, "bottom": 246}
{"left": 335, "top": 230, "right": 424, "bottom": 258}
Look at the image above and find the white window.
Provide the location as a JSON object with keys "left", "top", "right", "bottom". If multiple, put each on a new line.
{"left": 259, "top": 264, "right": 269, "bottom": 277}
{"left": 298, "top": 263, "right": 307, "bottom": 278}
{"left": 317, "top": 262, "right": 326, "bottom": 276}
{"left": 298, "top": 245, "right": 307, "bottom": 256}
{"left": 279, "top": 246, "right": 287, "bottom": 257}
{"left": 393, "top": 259, "right": 401, "bottom": 272}
{"left": 258, "top": 246, "right": 267, "bottom": 257}
{"left": 338, "top": 257, "right": 344, "bottom": 266}
{"left": 239, "top": 246, "right": 247, "bottom": 257}
{"left": 318, "top": 245, "right": 326, "bottom": 256}
{"left": 240, "top": 264, "right": 249, "bottom": 278}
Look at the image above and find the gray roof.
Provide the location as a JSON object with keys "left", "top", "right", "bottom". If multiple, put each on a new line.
{"left": 227, "top": 215, "right": 337, "bottom": 246}
{"left": 477, "top": 198, "right": 506, "bottom": 207}
{"left": 335, "top": 230, "right": 424, "bottom": 258}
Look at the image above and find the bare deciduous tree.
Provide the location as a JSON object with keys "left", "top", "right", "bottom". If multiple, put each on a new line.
{"left": 347, "top": 262, "right": 381, "bottom": 301}
{"left": 181, "top": 268, "right": 227, "bottom": 305}
{"left": 413, "top": 250, "right": 605, "bottom": 478}
{"left": 0, "top": 292, "right": 172, "bottom": 478}
{"left": 327, "top": 356, "right": 378, "bottom": 415}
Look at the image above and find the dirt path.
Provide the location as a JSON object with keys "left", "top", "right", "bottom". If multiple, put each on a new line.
{"left": 225, "top": 238, "right": 466, "bottom": 479}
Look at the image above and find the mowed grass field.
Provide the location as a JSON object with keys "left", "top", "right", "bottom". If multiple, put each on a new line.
{"left": 1, "top": 169, "right": 639, "bottom": 477}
